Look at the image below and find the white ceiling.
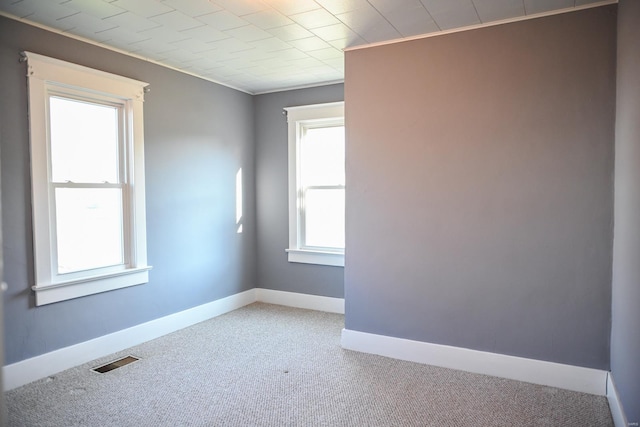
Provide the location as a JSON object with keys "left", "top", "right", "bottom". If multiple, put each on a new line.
{"left": 0, "top": 0, "right": 614, "bottom": 94}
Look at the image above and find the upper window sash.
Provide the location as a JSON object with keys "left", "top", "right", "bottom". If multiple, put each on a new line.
{"left": 47, "top": 89, "right": 127, "bottom": 185}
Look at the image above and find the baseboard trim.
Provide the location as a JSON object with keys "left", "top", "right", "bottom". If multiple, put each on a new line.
{"left": 341, "top": 328, "right": 608, "bottom": 396}
{"left": 255, "top": 288, "right": 345, "bottom": 314}
{"left": 607, "top": 373, "right": 630, "bottom": 427}
{"left": 3, "top": 289, "right": 257, "bottom": 391}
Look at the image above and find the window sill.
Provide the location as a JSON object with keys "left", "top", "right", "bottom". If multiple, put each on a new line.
{"left": 286, "top": 249, "right": 344, "bottom": 267}
{"left": 32, "top": 266, "right": 152, "bottom": 306}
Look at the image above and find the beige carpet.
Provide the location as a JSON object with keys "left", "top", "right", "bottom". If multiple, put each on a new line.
{"left": 6, "top": 303, "right": 613, "bottom": 426}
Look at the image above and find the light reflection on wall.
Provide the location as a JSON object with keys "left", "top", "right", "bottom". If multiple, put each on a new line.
{"left": 236, "top": 168, "right": 243, "bottom": 233}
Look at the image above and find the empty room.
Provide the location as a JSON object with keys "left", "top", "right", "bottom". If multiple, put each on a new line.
{"left": 1, "top": 0, "right": 638, "bottom": 426}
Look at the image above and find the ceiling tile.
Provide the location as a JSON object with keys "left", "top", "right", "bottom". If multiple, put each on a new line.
{"left": 205, "top": 50, "right": 246, "bottom": 62}
{"left": 315, "top": 0, "right": 371, "bottom": 15}
{"left": 311, "top": 22, "right": 359, "bottom": 42}
{"left": 267, "top": 23, "right": 314, "bottom": 41}
{"left": 138, "top": 26, "right": 190, "bottom": 44}
{"left": 163, "top": 48, "right": 202, "bottom": 63}
{"left": 472, "top": 0, "right": 525, "bottom": 22}
{"left": 327, "top": 36, "right": 367, "bottom": 50}
{"left": 196, "top": 10, "right": 250, "bottom": 31}
{"left": 15, "top": 0, "right": 78, "bottom": 24}
{"left": 524, "top": 0, "right": 573, "bottom": 15}
{"left": 110, "top": 0, "right": 174, "bottom": 18}
{"left": 142, "top": 49, "right": 178, "bottom": 62}
{"left": 268, "top": 48, "right": 310, "bottom": 61}
{"left": 65, "top": 26, "right": 112, "bottom": 43}
{"left": 217, "top": 57, "right": 264, "bottom": 71}
{"left": 249, "top": 37, "right": 294, "bottom": 52}
{"left": 0, "top": 0, "right": 34, "bottom": 18}
{"left": 56, "top": 11, "right": 118, "bottom": 33}
{"left": 206, "top": 65, "right": 243, "bottom": 78}
{"left": 103, "top": 11, "right": 160, "bottom": 32}
{"left": 369, "top": 0, "right": 439, "bottom": 37}
{"left": 160, "top": 0, "right": 223, "bottom": 17}
{"left": 420, "top": 0, "right": 480, "bottom": 30}
{"left": 287, "top": 36, "right": 331, "bottom": 51}
{"left": 323, "top": 57, "right": 345, "bottom": 70}
{"left": 290, "top": 8, "right": 341, "bottom": 30}
{"left": 102, "top": 38, "right": 143, "bottom": 54}
{"left": 150, "top": 10, "right": 205, "bottom": 31}
{"left": 287, "top": 56, "right": 326, "bottom": 69}
{"left": 224, "top": 24, "right": 273, "bottom": 42}
{"left": 97, "top": 26, "right": 153, "bottom": 45}
{"left": 261, "top": 0, "right": 321, "bottom": 16}
{"left": 64, "top": 0, "right": 126, "bottom": 19}
{"left": 207, "top": 37, "right": 255, "bottom": 53}
{"left": 211, "top": 0, "right": 268, "bottom": 16}
{"left": 337, "top": 5, "right": 402, "bottom": 43}
{"left": 129, "top": 39, "right": 177, "bottom": 54}
{"left": 187, "top": 57, "right": 223, "bottom": 71}
{"left": 169, "top": 37, "right": 215, "bottom": 54}
{"left": 242, "top": 9, "right": 294, "bottom": 30}
{"left": 179, "top": 25, "right": 229, "bottom": 43}
{"left": 252, "top": 57, "right": 298, "bottom": 69}
{"left": 306, "top": 46, "right": 343, "bottom": 60}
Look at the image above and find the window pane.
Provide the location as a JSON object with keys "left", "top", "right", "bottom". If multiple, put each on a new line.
{"left": 304, "top": 188, "right": 345, "bottom": 249}
{"left": 49, "top": 96, "right": 119, "bottom": 183}
{"left": 55, "top": 188, "right": 124, "bottom": 274}
{"left": 301, "top": 125, "right": 345, "bottom": 186}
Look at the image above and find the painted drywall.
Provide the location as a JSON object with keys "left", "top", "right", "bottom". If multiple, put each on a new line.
{"left": 611, "top": 0, "right": 640, "bottom": 422}
{"left": 254, "top": 85, "right": 344, "bottom": 298}
{"left": 344, "top": 7, "right": 615, "bottom": 369}
{"left": 0, "top": 16, "right": 256, "bottom": 364}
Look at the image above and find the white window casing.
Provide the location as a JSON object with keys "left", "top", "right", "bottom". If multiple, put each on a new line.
{"left": 25, "top": 52, "right": 151, "bottom": 305}
{"left": 285, "top": 102, "right": 345, "bottom": 267}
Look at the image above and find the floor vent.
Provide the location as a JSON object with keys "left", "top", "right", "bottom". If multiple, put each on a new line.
{"left": 92, "top": 356, "right": 139, "bottom": 374}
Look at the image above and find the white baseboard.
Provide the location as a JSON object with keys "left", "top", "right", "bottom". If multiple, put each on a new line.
{"left": 255, "top": 288, "right": 345, "bottom": 314}
{"left": 3, "top": 289, "right": 257, "bottom": 391}
{"left": 341, "top": 329, "right": 608, "bottom": 396}
{"left": 607, "top": 373, "right": 630, "bottom": 427}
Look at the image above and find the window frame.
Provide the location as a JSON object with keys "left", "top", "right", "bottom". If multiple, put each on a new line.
{"left": 25, "top": 52, "right": 151, "bottom": 306}
{"left": 285, "top": 102, "right": 345, "bottom": 267}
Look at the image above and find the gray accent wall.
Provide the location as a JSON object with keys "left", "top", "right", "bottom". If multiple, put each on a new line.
{"left": 1, "top": 16, "right": 256, "bottom": 365}
{"left": 344, "top": 7, "right": 615, "bottom": 369}
{"left": 611, "top": 0, "right": 640, "bottom": 422}
{"left": 254, "top": 85, "right": 344, "bottom": 298}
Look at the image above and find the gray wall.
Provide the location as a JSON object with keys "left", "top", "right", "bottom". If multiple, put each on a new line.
{"left": 344, "top": 7, "right": 615, "bottom": 369}
{"left": 0, "top": 16, "right": 256, "bottom": 365}
{"left": 611, "top": 0, "right": 640, "bottom": 422}
{"left": 254, "top": 85, "right": 344, "bottom": 298}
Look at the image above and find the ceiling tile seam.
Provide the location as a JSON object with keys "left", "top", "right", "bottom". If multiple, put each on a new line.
{"left": 345, "top": 0, "right": 618, "bottom": 52}
{"left": 363, "top": 0, "right": 407, "bottom": 40}
{"left": 469, "top": 0, "right": 483, "bottom": 24}
{"left": 419, "top": 1, "right": 443, "bottom": 32}
{"left": 323, "top": 10, "right": 374, "bottom": 44}
{"left": 0, "top": 11, "right": 254, "bottom": 95}
{"left": 416, "top": 1, "right": 443, "bottom": 32}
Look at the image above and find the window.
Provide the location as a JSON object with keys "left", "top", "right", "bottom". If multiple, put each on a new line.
{"left": 285, "top": 102, "right": 345, "bottom": 267}
{"left": 25, "top": 52, "right": 151, "bottom": 306}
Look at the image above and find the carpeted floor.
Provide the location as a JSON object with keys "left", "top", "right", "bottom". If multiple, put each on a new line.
{"left": 6, "top": 303, "right": 613, "bottom": 426}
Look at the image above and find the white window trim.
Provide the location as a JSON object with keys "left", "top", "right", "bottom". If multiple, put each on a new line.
{"left": 285, "top": 101, "right": 345, "bottom": 267}
{"left": 25, "top": 51, "right": 151, "bottom": 305}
